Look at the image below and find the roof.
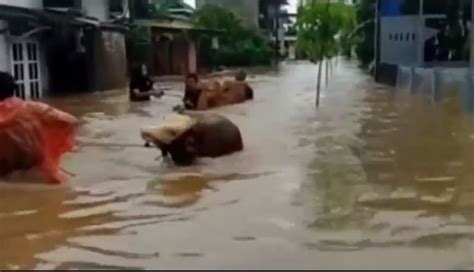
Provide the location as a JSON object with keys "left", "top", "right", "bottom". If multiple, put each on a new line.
{"left": 0, "top": 4, "right": 128, "bottom": 32}
{"left": 134, "top": 19, "right": 223, "bottom": 34}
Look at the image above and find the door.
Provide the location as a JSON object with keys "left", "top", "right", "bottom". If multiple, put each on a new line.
{"left": 11, "top": 40, "right": 42, "bottom": 100}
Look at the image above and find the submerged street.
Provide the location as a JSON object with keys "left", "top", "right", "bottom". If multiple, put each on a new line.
{"left": 0, "top": 62, "right": 473, "bottom": 269}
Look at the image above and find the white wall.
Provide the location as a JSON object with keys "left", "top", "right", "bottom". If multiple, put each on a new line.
{"left": 0, "top": 21, "right": 9, "bottom": 72}
{"left": 0, "top": 36, "right": 9, "bottom": 72}
{"left": 39, "top": 44, "right": 49, "bottom": 95}
{"left": 380, "top": 16, "right": 419, "bottom": 66}
{"left": 0, "top": 0, "right": 42, "bottom": 9}
{"left": 82, "top": 0, "right": 108, "bottom": 21}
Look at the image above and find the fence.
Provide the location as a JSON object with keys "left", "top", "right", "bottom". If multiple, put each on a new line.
{"left": 395, "top": 65, "right": 474, "bottom": 113}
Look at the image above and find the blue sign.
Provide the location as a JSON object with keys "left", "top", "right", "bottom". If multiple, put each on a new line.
{"left": 381, "top": 0, "right": 402, "bottom": 16}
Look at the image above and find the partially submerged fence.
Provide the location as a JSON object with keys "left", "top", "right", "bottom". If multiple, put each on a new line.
{"left": 395, "top": 65, "right": 474, "bottom": 113}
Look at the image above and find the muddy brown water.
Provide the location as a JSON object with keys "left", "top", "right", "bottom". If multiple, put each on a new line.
{"left": 0, "top": 62, "right": 473, "bottom": 269}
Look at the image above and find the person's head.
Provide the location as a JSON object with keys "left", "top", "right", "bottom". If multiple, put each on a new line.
{"left": 141, "top": 64, "right": 148, "bottom": 76}
{"left": 235, "top": 70, "right": 247, "bottom": 82}
{"left": 185, "top": 73, "right": 199, "bottom": 88}
{"left": 0, "top": 72, "right": 17, "bottom": 101}
{"left": 132, "top": 64, "right": 148, "bottom": 79}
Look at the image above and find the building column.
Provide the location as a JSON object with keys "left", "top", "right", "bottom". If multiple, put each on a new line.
{"left": 0, "top": 20, "right": 9, "bottom": 72}
{"left": 188, "top": 40, "right": 197, "bottom": 74}
{"left": 471, "top": 0, "right": 474, "bottom": 69}
{"left": 416, "top": 0, "right": 424, "bottom": 66}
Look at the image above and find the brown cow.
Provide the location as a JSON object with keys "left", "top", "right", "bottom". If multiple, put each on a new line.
{"left": 141, "top": 112, "right": 244, "bottom": 166}
{"left": 182, "top": 71, "right": 254, "bottom": 111}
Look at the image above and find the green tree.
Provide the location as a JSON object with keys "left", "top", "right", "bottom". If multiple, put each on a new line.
{"left": 193, "top": 5, "right": 273, "bottom": 67}
{"left": 354, "top": 0, "right": 375, "bottom": 68}
{"left": 296, "top": 2, "right": 356, "bottom": 107}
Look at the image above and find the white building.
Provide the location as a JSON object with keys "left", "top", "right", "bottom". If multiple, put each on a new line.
{"left": 375, "top": 0, "right": 474, "bottom": 84}
{"left": 0, "top": 0, "right": 130, "bottom": 99}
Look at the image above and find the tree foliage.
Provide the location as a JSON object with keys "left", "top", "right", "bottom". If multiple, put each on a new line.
{"left": 296, "top": 2, "right": 356, "bottom": 61}
{"left": 296, "top": 2, "right": 356, "bottom": 107}
{"left": 354, "top": 0, "right": 375, "bottom": 68}
{"left": 193, "top": 5, "right": 273, "bottom": 67}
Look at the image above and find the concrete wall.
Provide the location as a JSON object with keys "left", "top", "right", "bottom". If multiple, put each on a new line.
{"left": 0, "top": 21, "right": 9, "bottom": 72}
{"left": 380, "top": 16, "right": 419, "bottom": 66}
{"left": 188, "top": 40, "right": 197, "bottom": 74}
{"left": 92, "top": 30, "right": 128, "bottom": 90}
{"left": 39, "top": 42, "right": 49, "bottom": 95}
{"left": 82, "top": 0, "right": 109, "bottom": 21}
{"left": 196, "top": 0, "right": 259, "bottom": 28}
{"left": 0, "top": 37, "right": 8, "bottom": 72}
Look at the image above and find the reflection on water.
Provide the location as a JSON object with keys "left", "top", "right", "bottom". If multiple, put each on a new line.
{"left": 305, "top": 68, "right": 474, "bottom": 264}
{"left": 0, "top": 61, "right": 473, "bottom": 269}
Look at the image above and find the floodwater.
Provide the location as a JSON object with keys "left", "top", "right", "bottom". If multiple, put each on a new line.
{"left": 1, "top": 61, "right": 473, "bottom": 270}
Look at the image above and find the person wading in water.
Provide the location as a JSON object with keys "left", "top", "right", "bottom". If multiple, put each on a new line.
{"left": 234, "top": 70, "right": 254, "bottom": 100}
{"left": 129, "top": 64, "right": 164, "bottom": 102}
{"left": 0, "top": 72, "right": 17, "bottom": 101}
{"left": 183, "top": 73, "right": 204, "bottom": 110}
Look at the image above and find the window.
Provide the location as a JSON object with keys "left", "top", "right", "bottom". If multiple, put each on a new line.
{"left": 412, "top": 33, "right": 416, "bottom": 40}
{"left": 394, "top": 33, "right": 398, "bottom": 41}
{"left": 389, "top": 33, "right": 393, "bottom": 40}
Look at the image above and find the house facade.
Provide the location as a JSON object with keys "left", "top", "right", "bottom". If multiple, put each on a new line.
{"left": 375, "top": 0, "right": 474, "bottom": 85}
{"left": 0, "top": 0, "right": 129, "bottom": 99}
{"left": 130, "top": 0, "right": 221, "bottom": 76}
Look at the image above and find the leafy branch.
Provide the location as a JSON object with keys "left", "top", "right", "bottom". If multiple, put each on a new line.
{"left": 296, "top": 2, "right": 356, "bottom": 106}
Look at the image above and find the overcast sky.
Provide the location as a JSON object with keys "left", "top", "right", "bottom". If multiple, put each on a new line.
{"left": 183, "top": 0, "right": 298, "bottom": 12}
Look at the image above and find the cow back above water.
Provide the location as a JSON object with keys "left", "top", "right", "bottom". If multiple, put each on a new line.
{"left": 142, "top": 112, "right": 244, "bottom": 165}
{"left": 189, "top": 112, "right": 243, "bottom": 158}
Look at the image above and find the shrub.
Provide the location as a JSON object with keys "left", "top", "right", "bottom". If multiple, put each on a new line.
{"left": 193, "top": 5, "right": 273, "bottom": 67}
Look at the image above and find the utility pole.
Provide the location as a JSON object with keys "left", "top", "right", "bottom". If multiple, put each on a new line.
{"left": 272, "top": 4, "right": 280, "bottom": 65}
{"left": 374, "top": 0, "right": 379, "bottom": 79}
{"left": 416, "top": 0, "right": 424, "bottom": 66}
{"left": 470, "top": 0, "right": 474, "bottom": 69}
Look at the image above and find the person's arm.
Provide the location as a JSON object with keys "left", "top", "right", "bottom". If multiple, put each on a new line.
{"left": 145, "top": 78, "right": 166, "bottom": 98}
{"left": 129, "top": 78, "right": 143, "bottom": 98}
{"left": 130, "top": 78, "right": 155, "bottom": 98}
{"left": 245, "top": 84, "right": 254, "bottom": 100}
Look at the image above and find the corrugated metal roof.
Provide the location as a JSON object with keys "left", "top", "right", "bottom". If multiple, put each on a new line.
{"left": 134, "top": 19, "right": 223, "bottom": 34}
{"left": 0, "top": 4, "right": 128, "bottom": 32}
